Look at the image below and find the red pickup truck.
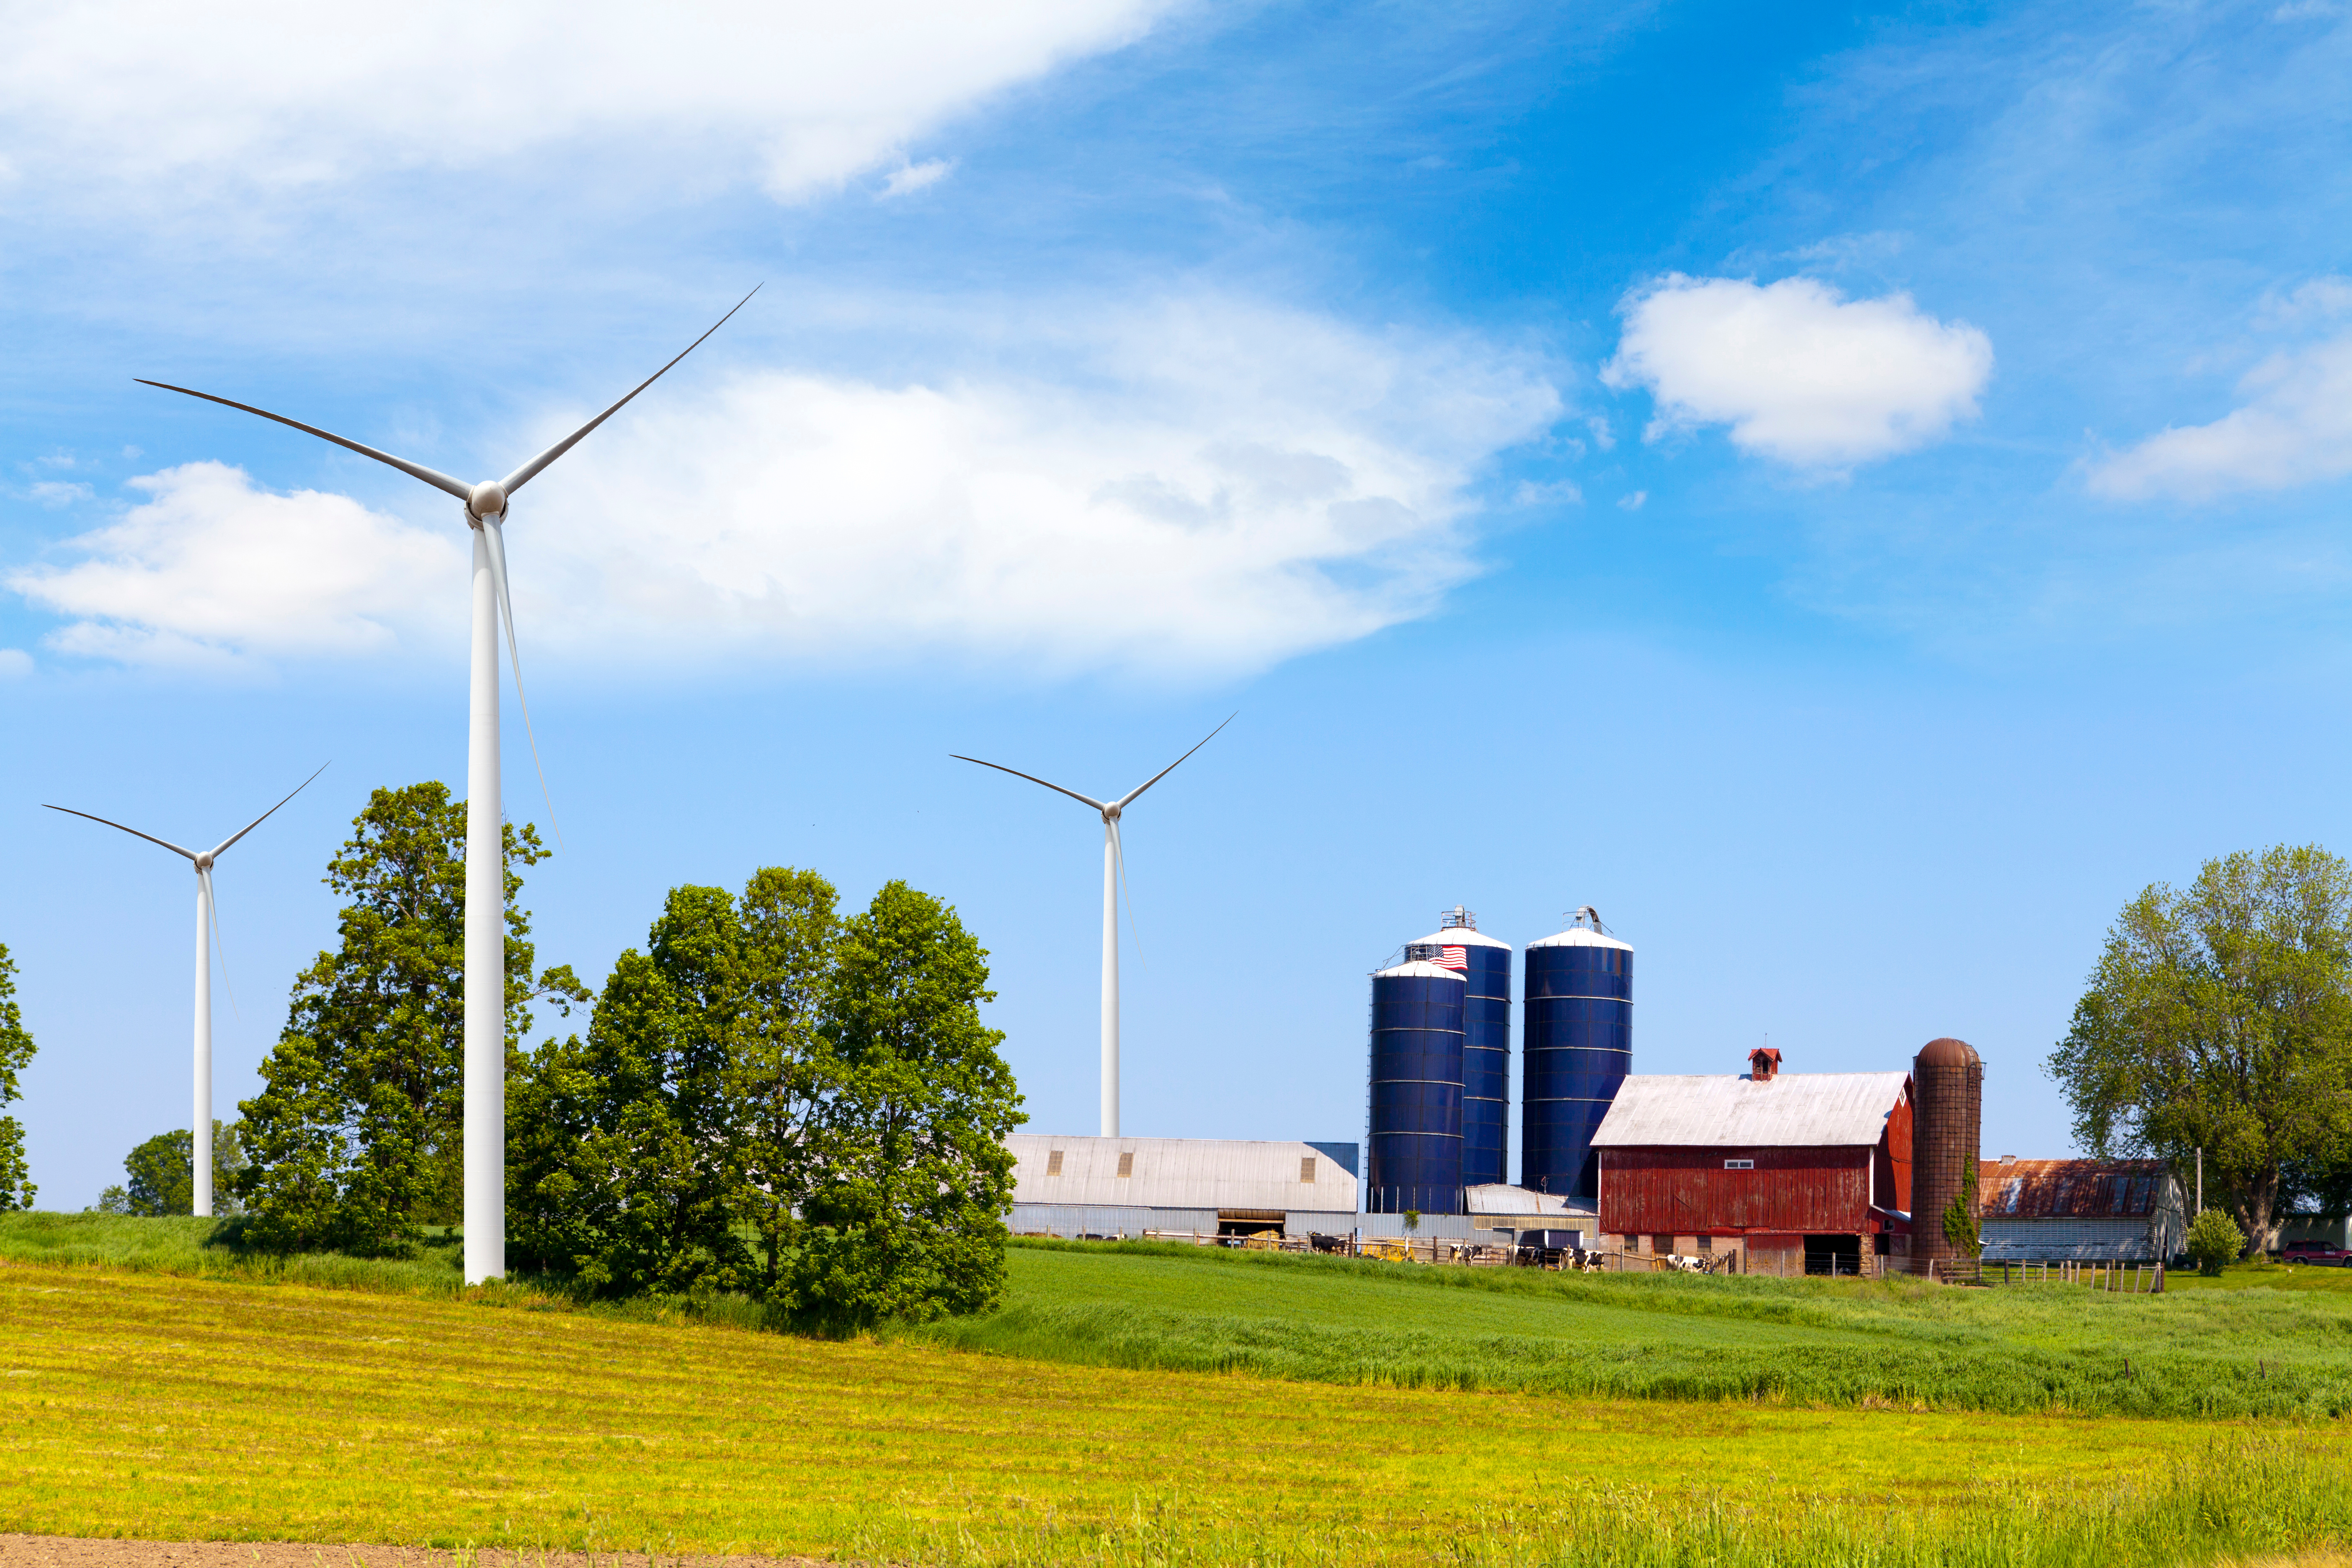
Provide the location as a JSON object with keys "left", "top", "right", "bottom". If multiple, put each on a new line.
{"left": 2281, "top": 1240, "right": 2350, "bottom": 1266}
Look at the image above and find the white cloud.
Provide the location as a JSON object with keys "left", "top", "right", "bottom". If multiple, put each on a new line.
{"left": 2087, "top": 335, "right": 2352, "bottom": 502}
{"left": 0, "top": 1, "right": 1167, "bottom": 201}
{"left": 26, "top": 481, "right": 91, "bottom": 508}
{"left": 882, "top": 160, "right": 956, "bottom": 199}
{"left": 1602, "top": 275, "right": 1994, "bottom": 469}
{"left": 9, "top": 298, "right": 1562, "bottom": 680}
{"left": 0, "top": 649, "right": 31, "bottom": 680}
{"left": 8, "top": 462, "right": 464, "bottom": 668}
{"left": 1616, "top": 490, "right": 1647, "bottom": 511}
{"left": 1513, "top": 479, "right": 1583, "bottom": 506}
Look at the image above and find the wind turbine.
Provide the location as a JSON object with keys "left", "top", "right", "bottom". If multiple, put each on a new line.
{"left": 138, "top": 288, "right": 756, "bottom": 1282}
{"left": 952, "top": 717, "right": 1232, "bottom": 1137}
{"left": 44, "top": 763, "right": 328, "bottom": 1217}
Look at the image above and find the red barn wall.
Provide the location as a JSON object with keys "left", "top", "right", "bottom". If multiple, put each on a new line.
{"left": 1599, "top": 1146, "right": 1874, "bottom": 1235}
{"left": 1878, "top": 1091, "right": 1914, "bottom": 1215}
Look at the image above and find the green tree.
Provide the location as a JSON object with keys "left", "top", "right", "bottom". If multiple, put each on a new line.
{"left": 728, "top": 867, "right": 841, "bottom": 1298}
{"left": 794, "top": 880, "right": 1022, "bottom": 1328}
{"left": 1942, "top": 1157, "right": 1981, "bottom": 1259}
{"left": 96, "top": 1121, "right": 248, "bottom": 1217}
{"left": 511, "top": 869, "right": 841, "bottom": 1300}
{"left": 511, "top": 885, "right": 757, "bottom": 1296}
{"left": 0, "top": 943, "right": 36, "bottom": 1210}
{"left": 2049, "top": 845, "right": 2352, "bottom": 1251}
{"left": 235, "top": 783, "right": 584, "bottom": 1254}
{"left": 2186, "top": 1207, "right": 2246, "bottom": 1276}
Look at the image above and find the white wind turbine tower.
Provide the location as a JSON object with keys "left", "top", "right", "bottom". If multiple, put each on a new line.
{"left": 139, "top": 288, "right": 756, "bottom": 1281}
{"left": 44, "top": 763, "right": 329, "bottom": 1217}
{"left": 952, "top": 717, "right": 1233, "bottom": 1137}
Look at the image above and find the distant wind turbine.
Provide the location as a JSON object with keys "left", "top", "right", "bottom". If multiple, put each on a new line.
{"left": 44, "top": 763, "right": 328, "bottom": 1217}
{"left": 138, "top": 287, "right": 756, "bottom": 1282}
{"left": 952, "top": 717, "right": 1233, "bottom": 1137}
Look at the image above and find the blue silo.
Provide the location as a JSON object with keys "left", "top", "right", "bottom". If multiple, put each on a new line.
{"left": 1366, "top": 957, "right": 1467, "bottom": 1215}
{"left": 1406, "top": 906, "right": 1511, "bottom": 1189}
{"left": 1521, "top": 907, "right": 1632, "bottom": 1200}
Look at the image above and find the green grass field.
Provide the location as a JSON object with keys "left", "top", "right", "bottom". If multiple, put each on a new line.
{"left": 2, "top": 1255, "right": 2347, "bottom": 1566}
{"left": 900, "top": 1239, "right": 2352, "bottom": 1419}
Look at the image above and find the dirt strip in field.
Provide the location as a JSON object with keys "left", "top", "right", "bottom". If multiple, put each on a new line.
{"left": 0, "top": 1540, "right": 833, "bottom": 1567}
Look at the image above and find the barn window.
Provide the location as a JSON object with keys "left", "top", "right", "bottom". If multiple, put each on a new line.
{"left": 1299, "top": 1157, "right": 1317, "bottom": 1183}
{"left": 1696, "top": 1234, "right": 1714, "bottom": 1251}
{"left": 1046, "top": 1149, "right": 1064, "bottom": 1176}
{"left": 1724, "top": 1159, "right": 1755, "bottom": 1170}
{"left": 1116, "top": 1152, "right": 1135, "bottom": 1178}
{"left": 1651, "top": 1234, "right": 1672, "bottom": 1255}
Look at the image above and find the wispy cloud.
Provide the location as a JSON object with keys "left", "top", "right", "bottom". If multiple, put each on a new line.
{"left": 1602, "top": 275, "right": 1993, "bottom": 471}
{"left": 0, "top": 1, "right": 1170, "bottom": 203}
{"left": 881, "top": 159, "right": 956, "bottom": 199}
{"left": 2087, "top": 333, "right": 2352, "bottom": 501}
{"left": 10, "top": 295, "right": 1563, "bottom": 680}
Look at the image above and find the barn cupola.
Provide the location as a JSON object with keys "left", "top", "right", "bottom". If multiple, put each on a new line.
{"left": 1748, "top": 1046, "right": 1782, "bottom": 1082}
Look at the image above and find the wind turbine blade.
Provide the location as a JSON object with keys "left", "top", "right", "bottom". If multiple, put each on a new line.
{"left": 499, "top": 285, "right": 761, "bottom": 496}
{"left": 201, "top": 865, "right": 240, "bottom": 1021}
{"left": 1114, "top": 712, "right": 1236, "bottom": 810}
{"left": 134, "top": 382, "right": 472, "bottom": 502}
{"left": 949, "top": 756, "right": 1108, "bottom": 813}
{"left": 483, "top": 518, "right": 561, "bottom": 846}
{"left": 1111, "top": 818, "right": 1143, "bottom": 969}
{"left": 208, "top": 760, "right": 330, "bottom": 859}
{"left": 41, "top": 805, "right": 198, "bottom": 861}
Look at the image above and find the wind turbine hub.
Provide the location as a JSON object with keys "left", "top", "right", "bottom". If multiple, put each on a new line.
{"left": 467, "top": 480, "right": 508, "bottom": 521}
{"left": 194, "top": 852, "right": 214, "bottom": 871}
{"left": 1103, "top": 804, "right": 1122, "bottom": 822}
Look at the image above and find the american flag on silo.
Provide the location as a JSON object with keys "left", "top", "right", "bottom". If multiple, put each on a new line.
{"left": 1434, "top": 945, "right": 1468, "bottom": 970}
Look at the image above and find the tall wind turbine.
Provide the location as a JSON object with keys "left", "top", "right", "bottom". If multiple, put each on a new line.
{"left": 952, "top": 717, "right": 1232, "bottom": 1137}
{"left": 44, "top": 764, "right": 328, "bottom": 1217}
{"left": 139, "top": 288, "right": 756, "bottom": 1282}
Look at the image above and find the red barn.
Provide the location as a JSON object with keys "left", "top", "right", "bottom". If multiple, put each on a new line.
{"left": 1591, "top": 1048, "right": 1914, "bottom": 1275}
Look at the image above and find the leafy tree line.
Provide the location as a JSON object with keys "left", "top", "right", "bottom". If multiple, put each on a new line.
{"left": 2049, "top": 843, "right": 2352, "bottom": 1252}
{"left": 0, "top": 942, "right": 34, "bottom": 1210}
{"left": 229, "top": 783, "right": 1021, "bottom": 1326}
{"left": 96, "top": 1120, "right": 246, "bottom": 1215}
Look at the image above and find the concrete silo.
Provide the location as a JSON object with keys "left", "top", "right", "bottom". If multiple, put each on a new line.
{"left": 1366, "top": 957, "right": 1467, "bottom": 1215}
{"left": 1911, "top": 1036, "right": 1984, "bottom": 1274}
{"left": 1521, "top": 907, "right": 1631, "bottom": 1200}
{"left": 1405, "top": 905, "right": 1512, "bottom": 1189}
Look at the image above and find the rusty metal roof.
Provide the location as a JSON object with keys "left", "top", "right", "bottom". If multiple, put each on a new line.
{"left": 1977, "top": 1159, "right": 2177, "bottom": 1219}
{"left": 1590, "top": 1071, "right": 1910, "bottom": 1148}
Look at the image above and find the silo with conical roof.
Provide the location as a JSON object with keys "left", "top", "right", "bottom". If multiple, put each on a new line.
{"left": 1366, "top": 958, "right": 1467, "bottom": 1215}
{"left": 1911, "top": 1036, "right": 1984, "bottom": 1274}
{"left": 1405, "top": 906, "right": 1512, "bottom": 1189}
{"left": 1521, "top": 907, "right": 1632, "bottom": 1200}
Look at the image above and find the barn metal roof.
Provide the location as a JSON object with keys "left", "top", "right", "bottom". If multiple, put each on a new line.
{"left": 1008, "top": 1133, "right": 1361, "bottom": 1211}
{"left": 1464, "top": 1183, "right": 1594, "bottom": 1218}
{"left": 1978, "top": 1160, "right": 2179, "bottom": 1219}
{"left": 1589, "top": 1071, "right": 1911, "bottom": 1148}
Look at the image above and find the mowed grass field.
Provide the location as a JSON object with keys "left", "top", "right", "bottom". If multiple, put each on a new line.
{"left": 1, "top": 1258, "right": 2347, "bottom": 1567}
{"left": 4, "top": 1218, "right": 2352, "bottom": 1563}
{"left": 907, "top": 1239, "right": 2352, "bottom": 1419}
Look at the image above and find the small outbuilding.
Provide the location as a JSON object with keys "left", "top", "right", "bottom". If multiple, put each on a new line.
{"left": 1591, "top": 1048, "right": 1914, "bottom": 1274}
{"left": 1975, "top": 1158, "right": 2186, "bottom": 1263}
{"left": 1006, "top": 1134, "right": 1360, "bottom": 1239}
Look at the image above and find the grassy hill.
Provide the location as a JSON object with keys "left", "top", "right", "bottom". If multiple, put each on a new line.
{"left": 2, "top": 1253, "right": 2347, "bottom": 1566}
{"left": 903, "top": 1239, "right": 2352, "bottom": 1420}
{"left": 5, "top": 1214, "right": 2351, "bottom": 1419}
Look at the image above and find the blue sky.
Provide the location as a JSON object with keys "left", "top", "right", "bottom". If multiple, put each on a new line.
{"left": 5, "top": 0, "right": 2350, "bottom": 1207}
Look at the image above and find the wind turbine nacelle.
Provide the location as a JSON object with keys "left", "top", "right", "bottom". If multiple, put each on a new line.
{"left": 467, "top": 480, "right": 508, "bottom": 520}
